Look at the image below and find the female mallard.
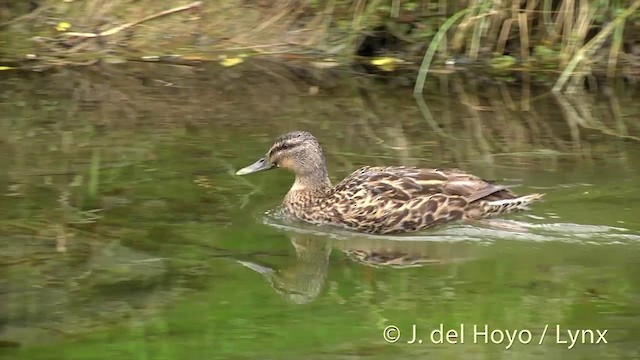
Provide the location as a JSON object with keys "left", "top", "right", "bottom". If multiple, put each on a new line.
{"left": 236, "top": 131, "right": 543, "bottom": 234}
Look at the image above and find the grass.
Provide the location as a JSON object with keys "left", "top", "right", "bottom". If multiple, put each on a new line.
{"left": 552, "top": 0, "right": 640, "bottom": 93}
{"left": 0, "top": 1, "right": 639, "bottom": 89}
{"left": 413, "top": 6, "right": 471, "bottom": 94}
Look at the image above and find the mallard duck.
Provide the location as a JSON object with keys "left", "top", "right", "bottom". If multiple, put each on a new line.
{"left": 236, "top": 131, "right": 543, "bottom": 234}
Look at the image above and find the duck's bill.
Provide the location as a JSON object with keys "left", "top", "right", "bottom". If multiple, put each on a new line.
{"left": 235, "top": 158, "right": 275, "bottom": 175}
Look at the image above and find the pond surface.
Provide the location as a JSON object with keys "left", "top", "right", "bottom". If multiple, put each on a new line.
{"left": 1, "top": 63, "right": 640, "bottom": 359}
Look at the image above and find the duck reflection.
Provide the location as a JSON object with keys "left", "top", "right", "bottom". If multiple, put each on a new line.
{"left": 239, "top": 232, "right": 473, "bottom": 304}
{"left": 336, "top": 237, "right": 470, "bottom": 269}
{"left": 238, "top": 234, "right": 331, "bottom": 304}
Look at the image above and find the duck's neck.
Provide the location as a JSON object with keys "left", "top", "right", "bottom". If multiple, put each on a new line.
{"left": 290, "top": 174, "right": 331, "bottom": 193}
{"left": 284, "top": 168, "right": 332, "bottom": 212}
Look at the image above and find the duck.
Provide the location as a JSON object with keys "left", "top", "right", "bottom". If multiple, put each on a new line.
{"left": 235, "top": 131, "right": 544, "bottom": 234}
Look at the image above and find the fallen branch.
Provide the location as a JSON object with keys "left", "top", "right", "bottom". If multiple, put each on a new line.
{"left": 63, "top": 1, "right": 202, "bottom": 38}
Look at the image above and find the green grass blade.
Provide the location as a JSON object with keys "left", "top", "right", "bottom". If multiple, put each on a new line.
{"left": 414, "top": 7, "right": 471, "bottom": 95}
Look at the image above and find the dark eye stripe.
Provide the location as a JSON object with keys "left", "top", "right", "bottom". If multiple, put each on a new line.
{"left": 269, "top": 141, "right": 299, "bottom": 156}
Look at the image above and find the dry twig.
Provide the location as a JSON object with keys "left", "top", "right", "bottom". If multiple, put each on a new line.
{"left": 63, "top": 1, "right": 202, "bottom": 39}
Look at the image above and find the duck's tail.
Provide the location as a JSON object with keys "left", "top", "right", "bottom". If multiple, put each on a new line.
{"left": 483, "top": 193, "right": 544, "bottom": 217}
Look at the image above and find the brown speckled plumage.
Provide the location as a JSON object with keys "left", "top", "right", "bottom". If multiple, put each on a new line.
{"left": 236, "top": 131, "right": 544, "bottom": 234}
{"left": 343, "top": 249, "right": 440, "bottom": 268}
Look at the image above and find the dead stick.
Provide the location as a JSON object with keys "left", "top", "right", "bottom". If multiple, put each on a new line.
{"left": 64, "top": 1, "right": 202, "bottom": 38}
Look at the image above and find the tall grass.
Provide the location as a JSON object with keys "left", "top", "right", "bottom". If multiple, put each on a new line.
{"left": 413, "top": 7, "right": 471, "bottom": 94}
{"left": 1, "top": 0, "right": 638, "bottom": 89}
{"left": 411, "top": 0, "right": 640, "bottom": 93}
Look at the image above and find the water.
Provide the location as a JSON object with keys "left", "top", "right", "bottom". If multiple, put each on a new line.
{"left": 1, "top": 63, "right": 639, "bottom": 359}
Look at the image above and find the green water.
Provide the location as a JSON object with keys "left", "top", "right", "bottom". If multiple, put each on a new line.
{"left": 1, "top": 64, "right": 640, "bottom": 359}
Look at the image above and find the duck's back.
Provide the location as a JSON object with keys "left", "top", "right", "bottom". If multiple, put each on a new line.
{"left": 311, "top": 166, "right": 517, "bottom": 233}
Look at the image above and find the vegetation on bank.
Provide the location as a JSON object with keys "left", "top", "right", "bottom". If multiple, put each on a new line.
{"left": 0, "top": 0, "right": 639, "bottom": 91}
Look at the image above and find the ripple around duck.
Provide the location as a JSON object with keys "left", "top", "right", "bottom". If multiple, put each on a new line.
{"left": 260, "top": 208, "right": 640, "bottom": 245}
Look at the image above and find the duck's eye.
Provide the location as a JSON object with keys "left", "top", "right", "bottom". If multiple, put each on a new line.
{"left": 274, "top": 142, "right": 294, "bottom": 153}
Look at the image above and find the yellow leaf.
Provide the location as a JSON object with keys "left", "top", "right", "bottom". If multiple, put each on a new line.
{"left": 56, "top": 21, "right": 71, "bottom": 32}
{"left": 370, "top": 57, "right": 402, "bottom": 66}
{"left": 370, "top": 57, "right": 403, "bottom": 72}
{"left": 0, "top": 66, "right": 16, "bottom": 70}
{"left": 219, "top": 57, "right": 243, "bottom": 67}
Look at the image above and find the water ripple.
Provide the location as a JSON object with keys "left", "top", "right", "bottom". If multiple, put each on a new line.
{"left": 261, "top": 208, "right": 640, "bottom": 245}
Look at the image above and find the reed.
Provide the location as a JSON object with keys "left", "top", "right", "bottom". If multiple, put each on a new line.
{"left": 414, "top": 7, "right": 471, "bottom": 94}
{"left": 1, "top": 0, "right": 639, "bottom": 87}
{"left": 409, "top": 0, "right": 640, "bottom": 92}
{"left": 552, "top": 0, "right": 640, "bottom": 92}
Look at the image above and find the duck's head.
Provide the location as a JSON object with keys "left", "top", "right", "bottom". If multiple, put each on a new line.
{"left": 235, "top": 131, "right": 328, "bottom": 179}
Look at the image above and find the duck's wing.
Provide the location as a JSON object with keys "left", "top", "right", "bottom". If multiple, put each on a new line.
{"left": 325, "top": 168, "right": 459, "bottom": 233}
{"left": 433, "top": 168, "right": 517, "bottom": 202}
{"left": 322, "top": 166, "right": 518, "bottom": 233}
{"left": 333, "top": 166, "right": 514, "bottom": 203}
